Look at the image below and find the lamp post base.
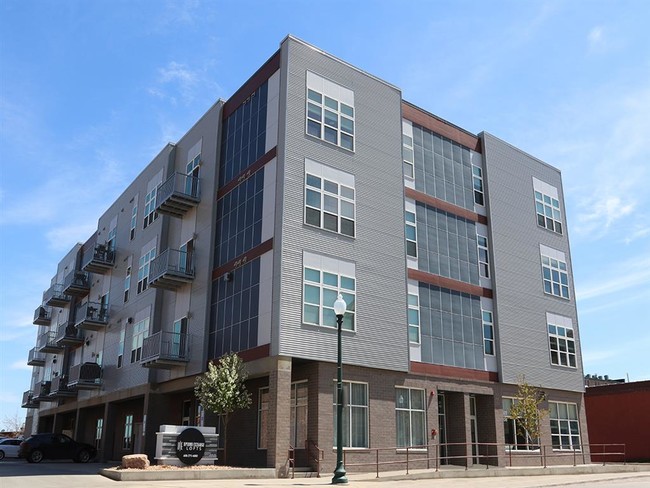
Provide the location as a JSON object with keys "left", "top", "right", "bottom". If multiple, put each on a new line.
{"left": 332, "top": 462, "right": 348, "bottom": 484}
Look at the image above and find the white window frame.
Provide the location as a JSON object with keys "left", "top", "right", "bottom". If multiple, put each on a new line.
{"left": 503, "top": 397, "right": 540, "bottom": 451}
{"left": 303, "top": 266, "right": 356, "bottom": 331}
{"left": 403, "top": 134, "right": 414, "bottom": 179}
{"left": 472, "top": 165, "right": 484, "bottom": 206}
{"left": 549, "top": 401, "right": 581, "bottom": 451}
{"left": 395, "top": 387, "right": 426, "bottom": 448}
{"left": 405, "top": 210, "right": 417, "bottom": 258}
{"left": 305, "top": 171, "right": 356, "bottom": 237}
{"left": 117, "top": 327, "right": 125, "bottom": 368}
{"left": 408, "top": 293, "right": 420, "bottom": 344}
{"left": 477, "top": 235, "right": 489, "bottom": 279}
{"left": 137, "top": 248, "right": 156, "bottom": 294}
{"left": 535, "top": 190, "right": 563, "bottom": 234}
{"left": 548, "top": 323, "right": 577, "bottom": 368}
{"left": 333, "top": 380, "right": 368, "bottom": 449}
{"left": 130, "top": 317, "right": 150, "bottom": 363}
{"left": 130, "top": 205, "right": 137, "bottom": 240}
{"left": 143, "top": 188, "right": 158, "bottom": 229}
{"left": 306, "top": 88, "right": 355, "bottom": 151}
{"left": 124, "top": 266, "right": 131, "bottom": 303}
{"left": 482, "top": 310, "right": 495, "bottom": 356}
{"left": 541, "top": 254, "right": 570, "bottom": 299}
{"left": 95, "top": 418, "right": 103, "bottom": 449}
{"left": 123, "top": 414, "right": 133, "bottom": 450}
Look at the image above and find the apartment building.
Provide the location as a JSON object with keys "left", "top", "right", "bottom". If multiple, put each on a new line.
{"left": 23, "top": 35, "right": 587, "bottom": 472}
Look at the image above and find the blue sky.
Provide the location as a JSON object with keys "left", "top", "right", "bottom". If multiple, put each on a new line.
{"left": 1, "top": 0, "right": 648, "bottom": 424}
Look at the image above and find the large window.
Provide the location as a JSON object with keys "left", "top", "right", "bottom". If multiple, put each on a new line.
{"left": 472, "top": 165, "right": 484, "bottom": 206}
{"left": 143, "top": 188, "right": 158, "bottom": 229}
{"left": 333, "top": 381, "right": 368, "bottom": 448}
{"left": 477, "top": 235, "right": 489, "bottom": 279}
{"left": 257, "top": 387, "right": 269, "bottom": 449}
{"left": 535, "top": 190, "right": 563, "bottom": 234}
{"left": 408, "top": 293, "right": 420, "bottom": 344}
{"left": 503, "top": 398, "right": 538, "bottom": 450}
{"left": 306, "top": 89, "right": 354, "bottom": 151}
{"left": 303, "top": 267, "right": 356, "bottom": 330}
{"left": 305, "top": 172, "right": 355, "bottom": 237}
{"left": 405, "top": 210, "right": 417, "bottom": 257}
{"left": 395, "top": 387, "right": 426, "bottom": 448}
{"left": 482, "top": 310, "right": 495, "bottom": 356}
{"left": 548, "top": 323, "right": 577, "bottom": 368}
{"left": 550, "top": 402, "right": 581, "bottom": 450}
{"left": 130, "top": 317, "right": 150, "bottom": 363}
{"left": 137, "top": 248, "right": 156, "bottom": 294}
{"left": 541, "top": 254, "right": 569, "bottom": 299}
{"left": 403, "top": 134, "right": 414, "bottom": 178}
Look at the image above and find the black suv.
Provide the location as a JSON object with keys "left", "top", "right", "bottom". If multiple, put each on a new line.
{"left": 19, "top": 433, "right": 97, "bottom": 463}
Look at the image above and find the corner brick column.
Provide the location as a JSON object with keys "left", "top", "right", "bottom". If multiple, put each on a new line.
{"left": 445, "top": 392, "right": 470, "bottom": 467}
{"left": 266, "top": 356, "right": 292, "bottom": 475}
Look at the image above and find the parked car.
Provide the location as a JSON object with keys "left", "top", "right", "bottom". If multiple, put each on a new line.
{"left": 0, "top": 438, "right": 22, "bottom": 460}
{"left": 18, "top": 433, "right": 96, "bottom": 463}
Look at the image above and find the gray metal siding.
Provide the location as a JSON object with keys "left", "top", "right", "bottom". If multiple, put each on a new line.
{"left": 275, "top": 37, "right": 409, "bottom": 372}
{"left": 482, "top": 132, "right": 583, "bottom": 392}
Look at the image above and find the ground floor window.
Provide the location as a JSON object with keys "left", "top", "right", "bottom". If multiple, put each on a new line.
{"left": 503, "top": 398, "right": 538, "bottom": 450}
{"left": 95, "top": 418, "right": 103, "bottom": 449}
{"left": 257, "top": 387, "right": 269, "bottom": 449}
{"left": 395, "top": 387, "right": 426, "bottom": 448}
{"left": 549, "top": 402, "right": 581, "bottom": 450}
{"left": 333, "top": 381, "right": 368, "bottom": 448}
{"left": 123, "top": 414, "right": 133, "bottom": 450}
{"left": 291, "top": 382, "right": 308, "bottom": 448}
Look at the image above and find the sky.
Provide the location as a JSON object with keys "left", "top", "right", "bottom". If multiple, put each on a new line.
{"left": 1, "top": 0, "right": 648, "bottom": 425}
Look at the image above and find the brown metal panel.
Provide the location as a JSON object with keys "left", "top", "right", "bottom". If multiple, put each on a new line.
{"left": 410, "top": 361, "right": 498, "bottom": 382}
{"left": 217, "top": 146, "right": 277, "bottom": 199}
{"left": 405, "top": 187, "right": 488, "bottom": 224}
{"left": 408, "top": 268, "right": 493, "bottom": 298}
{"left": 211, "top": 238, "right": 274, "bottom": 280}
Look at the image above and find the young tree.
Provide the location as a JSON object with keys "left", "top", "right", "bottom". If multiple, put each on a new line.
{"left": 507, "top": 377, "right": 548, "bottom": 448}
{"left": 194, "top": 352, "right": 252, "bottom": 464}
{"left": 2, "top": 411, "right": 25, "bottom": 436}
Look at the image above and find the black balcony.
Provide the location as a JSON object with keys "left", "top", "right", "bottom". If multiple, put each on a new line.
{"left": 75, "top": 301, "right": 109, "bottom": 331}
{"left": 22, "top": 390, "right": 39, "bottom": 409}
{"left": 33, "top": 381, "right": 51, "bottom": 401}
{"left": 38, "top": 331, "right": 62, "bottom": 353}
{"left": 68, "top": 362, "right": 102, "bottom": 389}
{"left": 148, "top": 248, "right": 195, "bottom": 290}
{"left": 82, "top": 243, "right": 116, "bottom": 274}
{"left": 27, "top": 347, "right": 46, "bottom": 367}
{"left": 33, "top": 305, "right": 52, "bottom": 326}
{"left": 154, "top": 172, "right": 201, "bottom": 217}
{"left": 48, "top": 375, "right": 76, "bottom": 399}
{"left": 141, "top": 331, "right": 190, "bottom": 369}
{"left": 43, "top": 284, "right": 71, "bottom": 307}
{"left": 62, "top": 270, "right": 90, "bottom": 297}
{"left": 55, "top": 321, "right": 84, "bottom": 347}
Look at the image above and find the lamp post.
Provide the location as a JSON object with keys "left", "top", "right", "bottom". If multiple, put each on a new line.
{"left": 332, "top": 293, "right": 348, "bottom": 484}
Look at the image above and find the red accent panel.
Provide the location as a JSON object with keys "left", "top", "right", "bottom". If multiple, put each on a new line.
{"left": 223, "top": 51, "right": 281, "bottom": 118}
{"left": 212, "top": 238, "right": 274, "bottom": 280}
{"left": 408, "top": 268, "right": 493, "bottom": 298}
{"left": 410, "top": 361, "right": 498, "bottom": 382}
{"left": 402, "top": 102, "right": 481, "bottom": 153}
{"left": 405, "top": 187, "right": 488, "bottom": 225}
{"left": 238, "top": 344, "right": 271, "bottom": 363}
{"left": 217, "top": 147, "right": 277, "bottom": 200}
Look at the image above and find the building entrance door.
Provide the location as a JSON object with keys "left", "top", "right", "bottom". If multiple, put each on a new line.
{"left": 290, "top": 381, "right": 308, "bottom": 466}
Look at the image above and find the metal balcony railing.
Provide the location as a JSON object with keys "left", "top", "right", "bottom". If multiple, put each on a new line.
{"left": 141, "top": 331, "right": 190, "bottom": 368}
{"left": 62, "top": 270, "right": 90, "bottom": 297}
{"left": 22, "top": 390, "right": 38, "bottom": 408}
{"left": 55, "top": 321, "right": 84, "bottom": 347}
{"left": 75, "top": 301, "right": 109, "bottom": 331}
{"left": 33, "top": 380, "right": 51, "bottom": 400}
{"left": 49, "top": 374, "right": 76, "bottom": 398}
{"left": 148, "top": 248, "right": 194, "bottom": 290}
{"left": 82, "top": 243, "right": 116, "bottom": 273}
{"left": 33, "top": 305, "right": 52, "bottom": 325}
{"left": 27, "top": 347, "right": 46, "bottom": 366}
{"left": 155, "top": 172, "right": 201, "bottom": 217}
{"left": 38, "top": 331, "right": 62, "bottom": 353}
{"left": 68, "top": 362, "right": 102, "bottom": 389}
{"left": 43, "top": 283, "right": 70, "bottom": 307}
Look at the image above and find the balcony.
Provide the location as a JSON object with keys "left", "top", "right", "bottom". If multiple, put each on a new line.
{"left": 22, "top": 390, "right": 39, "bottom": 409}
{"left": 75, "top": 301, "right": 109, "bottom": 331}
{"left": 33, "top": 305, "right": 52, "bottom": 325}
{"left": 33, "top": 380, "right": 51, "bottom": 401}
{"left": 43, "top": 284, "right": 70, "bottom": 307}
{"left": 68, "top": 362, "right": 102, "bottom": 389}
{"left": 141, "top": 331, "right": 190, "bottom": 369}
{"left": 55, "top": 321, "right": 84, "bottom": 347}
{"left": 62, "top": 270, "right": 90, "bottom": 297}
{"left": 154, "top": 172, "right": 201, "bottom": 217}
{"left": 38, "top": 331, "right": 62, "bottom": 353}
{"left": 148, "top": 248, "right": 195, "bottom": 290}
{"left": 82, "top": 243, "right": 116, "bottom": 274}
{"left": 48, "top": 375, "right": 76, "bottom": 399}
{"left": 27, "top": 347, "right": 46, "bottom": 367}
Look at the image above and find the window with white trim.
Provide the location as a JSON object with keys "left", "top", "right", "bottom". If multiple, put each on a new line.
{"left": 396, "top": 387, "right": 426, "bottom": 448}
{"left": 130, "top": 205, "right": 137, "bottom": 240}
{"left": 408, "top": 293, "right": 420, "bottom": 343}
{"left": 95, "top": 418, "right": 103, "bottom": 449}
{"left": 117, "top": 327, "right": 125, "bottom": 368}
{"left": 333, "top": 381, "right": 368, "bottom": 448}
{"left": 549, "top": 402, "right": 581, "bottom": 450}
{"left": 257, "top": 387, "right": 269, "bottom": 449}
{"left": 403, "top": 134, "right": 414, "bottom": 178}
{"left": 306, "top": 89, "right": 354, "bottom": 151}
{"left": 548, "top": 323, "right": 576, "bottom": 367}
{"left": 541, "top": 254, "right": 569, "bottom": 299}
{"left": 130, "top": 317, "right": 149, "bottom": 363}
{"left": 482, "top": 310, "right": 494, "bottom": 356}
{"left": 107, "top": 227, "right": 117, "bottom": 251}
{"left": 472, "top": 165, "right": 484, "bottom": 206}
{"left": 143, "top": 188, "right": 158, "bottom": 229}
{"left": 303, "top": 267, "right": 356, "bottom": 330}
{"left": 305, "top": 172, "right": 355, "bottom": 237}
{"left": 535, "top": 191, "right": 563, "bottom": 234}
{"left": 123, "top": 414, "right": 133, "bottom": 450}
{"left": 503, "top": 398, "right": 538, "bottom": 450}
{"left": 477, "top": 235, "right": 489, "bottom": 278}
{"left": 405, "top": 211, "right": 417, "bottom": 257}
{"left": 124, "top": 266, "right": 131, "bottom": 303}
{"left": 137, "top": 248, "right": 156, "bottom": 294}
{"left": 290, "top": 382, "right": 308, "bottom": 448}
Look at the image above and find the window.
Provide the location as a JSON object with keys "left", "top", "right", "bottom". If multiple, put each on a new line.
{"left": 117, "top": 328, "right": 125, "bottom": 368}
{"left": 503, "top": 398, "right": 538, "bottom": 450}
{"left": 143, "top": 188, "right": 158, "bottom": 228}
{"left": 130, "top": 317, "right": 150, "bottom": 363}
{"left": 95, "top": 418, "right": 103, "bottom": 449}
{"left": 549, "top": 402, "right": 581, "bottom": 450}
{"left": 403, "top": 134, "right": 414, "bottom": 178}
{"left": 291, "top": 382, "right": 308, "bottom": 448}
{"left": 186, "top": 154, "right": 201, "bottom": 196}
{"left": 123, "top": 414, "right": 133, "bottom": 450}
{"left": 303, "top": 267, "right": 356, "bottom": 330}
{"left": 182, "top": 400, "right": 192, "bottom": 426}
{"left": 306, "top": 88, "right": 354, "bottom": 151}
{"left": 541, "top": 255, "right": 570, "bottom": 299}
{"left": 171, "top": 317, "right": 188, "bottom": 358}
{"left": 482, "top": 310, "right": 494, "bottom": 355}
{"left": 107, "top": 227, "right": 117, "bottom": 251}
{"left": 124, "top": 266, "right": 131, "bottom": 303}
{"left": 405, "top": 211, "right": 417, "bottom": 257}
{"left": 257, "top": 387, "right": 269, "bottom": 449}
{"left": 305, "top": 172, "right": 355, "bottom": 237}
{"left": 137, "top": 248, "right": 156, "bottom": 294}
{"left": 477, "top": 235, "right": 489, "bottom": 278}
{"left": 395, "top": 387, "right": 426, "bottom": 448}
{"left": 548, "top": 323, "right": 576, "bottom": 367}
{"left": 130, "top": 205, "right": 137, "bottom": 240}
{"left": 408, "top": 293, "right": 420, "bottom": 344}
{"left": 333, "top": 381, "right": 368, "bottom": 448}
{"left": 472, "top": 165, "right": 484, "bottom": 206}
{"left": 535, "top": 191, "right": 563, "bottom": 234}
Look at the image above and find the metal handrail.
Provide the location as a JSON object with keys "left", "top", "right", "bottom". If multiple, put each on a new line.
{"left": 76, "top": 301, "right": 109, "bottom": 324}
{"left": 34, "top": 305, "right": 51, "bottom": 323}
{"left": 305, "top": 439, "right": 323, "bottom": 477}
{"left": 288, "top": 445, "right": 295, "bottom": 479}
{"left": 141, "top": 331, "right": 190, "bottom": 362}
{"left": 63, "top": 270, "right": 90, "bottom": 290}
{"left": 157, "top": 172, "right": 201, "bottom": 203}
{"left": 82, "top": 242, "right": 115, "bottom": 268}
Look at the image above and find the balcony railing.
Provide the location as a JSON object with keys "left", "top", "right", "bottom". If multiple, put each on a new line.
{"left": 43, "top": 283, "right": 70, "bottom": 307}
{"left": 33, "top": 305, "right": 52, "bottom": 325}
{"left": 22, "top": 390, "right": 39, "bottom": 408}
{"left": 38, "top": 331, "right": 62, "bottom": 353}
{"left": 55, "top": 321, "right": 84, "bottom": 347}
{"left": 82, "top": 243, "right": 116, "bottom": 274}
{"left": 68, "top": 362, "right": 102, "bottom": 389}
{"left": 155, "top": 172, "right": 201, "bottom": 217}
{"left": 75, "top": 301, "right": 109, "bottom": 331}
{"left": 27, "top": 347, "right": 46, "bottom": 367}
{"left": 49, "top": 375, "right": 76, "bottom": 398}
{"left": 148, "top": 248, "right": 195, "bottom": 290}
{"left": 33, "top": 380, "right": 51, "bottom": 401}
{"left": 141, "top": 331, "right": 190, "bottom": 369}
{"left": 62, "top": 270, "right": 90, "bottom": 297}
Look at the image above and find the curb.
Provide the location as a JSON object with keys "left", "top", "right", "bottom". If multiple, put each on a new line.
{"left": 100, "top": 467, "right": 277, "bottom": 481}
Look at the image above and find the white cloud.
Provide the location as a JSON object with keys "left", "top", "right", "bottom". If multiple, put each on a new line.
{"left": 575, "top": 195, "right": 636, "bottom": 238}
{"left": 10, "top": 361, "right": 32, "bottom": 371}
{"left": 576, "top": 255, "right": 650, "bottom": 301}
{"left": 587, "top": 26, "right": 604, "bottom": 47}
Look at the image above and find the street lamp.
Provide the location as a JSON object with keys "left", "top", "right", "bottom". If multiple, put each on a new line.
{"left": 332, "top": 293, "right": 348, "bottom": 484}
